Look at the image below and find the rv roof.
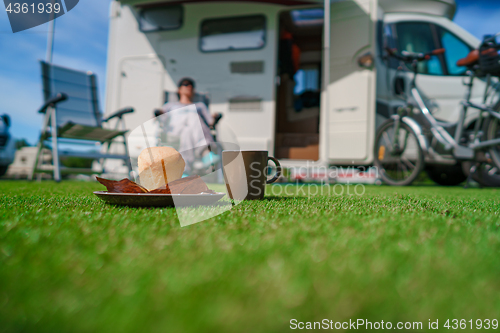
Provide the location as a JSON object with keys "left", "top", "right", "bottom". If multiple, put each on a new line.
{"left": 379, "top": 0, "right": 456, "bottom": 20}
{"left": 131, "top": 0, "right": 320, "bottom": 8}
{"left": 125, "top": 0, "right": 456, "bottom": 20}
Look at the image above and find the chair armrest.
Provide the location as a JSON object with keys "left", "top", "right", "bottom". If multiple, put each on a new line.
{"left": 102, "top": 107, "right": 134, "bottom": 122}
{"left": 154, "top": 109, "right": 164, "bottom": 118}
{"left": 210, "top": 113, "right": 223, "bottom": 130}
{"left": 38, "top": 93, "right": 68, "bottom": 114}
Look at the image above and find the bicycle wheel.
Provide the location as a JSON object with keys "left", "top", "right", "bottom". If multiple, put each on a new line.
{"left": 460, "top": 114, "right": 500, "bottom": 187}
{"left": 462, "top": 159, "right": 500, "bottom": 187}
{"left": 485, "top": 116, "right": 500, "bottom": 170}
{"left": 374, "top": 119, "right": 424, "bottom": 186}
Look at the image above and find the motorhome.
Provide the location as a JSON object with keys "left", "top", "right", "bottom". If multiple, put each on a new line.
{"left": 103, "top": 0, "right": 486, "bottom": 176}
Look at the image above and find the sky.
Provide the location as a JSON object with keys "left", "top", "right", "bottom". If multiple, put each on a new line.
{"left": 0, "top": 0, "right": 112, "bottom": 145}
{"left": 0, "top": 0, "right": 499, "bottom": 145}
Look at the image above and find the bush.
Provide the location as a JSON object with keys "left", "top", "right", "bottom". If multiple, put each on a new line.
{"left": 60, "top": 157, "right": 95, "bottom": 169}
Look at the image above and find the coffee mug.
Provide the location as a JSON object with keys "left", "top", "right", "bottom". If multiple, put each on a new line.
{"left": 222, "top": 150, "right": 281, "bottom": 200}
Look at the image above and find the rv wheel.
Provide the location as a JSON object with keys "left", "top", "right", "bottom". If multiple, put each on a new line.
{"left": 0, "top": 166, "right": 8, "bottom": 177}
{"left": 426, "top": 163, "right": 467, "bottom": 186}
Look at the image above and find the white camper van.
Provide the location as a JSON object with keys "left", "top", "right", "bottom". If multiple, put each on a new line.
{"left": 104, "top": 0, "right": 485, "bottom": 174}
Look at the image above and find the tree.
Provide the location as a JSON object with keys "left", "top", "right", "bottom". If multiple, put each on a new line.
{"left": 15, "top": 139, "right": 31, "bottom": 150}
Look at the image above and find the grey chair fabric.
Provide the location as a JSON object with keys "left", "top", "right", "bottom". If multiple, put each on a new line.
{"left": 31, "top": 62, "right": 133, "bottom": 181}
{"left": 41, "top": 61, "right": 102, "bottom": 128}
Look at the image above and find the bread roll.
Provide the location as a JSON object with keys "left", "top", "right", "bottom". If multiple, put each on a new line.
{"left": 138, "top": 147, "right": 185, "bottom": 190}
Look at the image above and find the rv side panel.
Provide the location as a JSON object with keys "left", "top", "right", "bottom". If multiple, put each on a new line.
{"left": 105, "top": 1, "right": 285, "bottom": 153}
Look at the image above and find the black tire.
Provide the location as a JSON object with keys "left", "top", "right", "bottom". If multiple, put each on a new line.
{"left": 462, "top": 160, "right": 500, "bottom": 187}
{"left": 374, "top": 119, "right": 424, "bottom": 186}
{"left": 461, "top": 111, "right": 500, "bottom": 187}
{"left": 426, "top": 163, "right": 467, "bottom": 186}
{"left": 0, "top": 166, "right": 8, "bottom": 177}
{"left": 485, "top": 116, "right": 500, "bottom": 170}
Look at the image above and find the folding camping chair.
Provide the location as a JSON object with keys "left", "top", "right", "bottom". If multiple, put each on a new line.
{"left": 30, "top": 61, "right": 134, "bottom": 181}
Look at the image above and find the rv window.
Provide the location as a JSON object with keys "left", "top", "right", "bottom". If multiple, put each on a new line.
{"left": 290, "top": 9, "right": 324, "bottom": 27}
{"left": 139, "top": 5, "right": 183, "bottom": 32}
{"left": 436, "top": 27, "right": 471, "bottom": 75}
{"left": 200, "top": 15, "right": 266, "bottom": 52}
{"left": 395, "top": 22, "right": 443, "bottom": 75}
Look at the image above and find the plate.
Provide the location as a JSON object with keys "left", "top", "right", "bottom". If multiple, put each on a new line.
{"left": 93, "top": 191, "right": 226, "bottom": 207}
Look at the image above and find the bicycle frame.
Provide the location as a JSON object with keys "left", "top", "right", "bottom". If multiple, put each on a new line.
{"left": 460, "top": 99, "right": 500, "bottom": 149}
{"left": 378, "top": 37, "right": 500, "bottom": 186}
{"left": 398, "top": 59, "right": 500, "bottom": 162}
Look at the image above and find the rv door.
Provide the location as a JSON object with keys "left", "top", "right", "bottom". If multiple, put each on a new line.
{"left": 326, "top": 0, "right": 377, "bottom": 164}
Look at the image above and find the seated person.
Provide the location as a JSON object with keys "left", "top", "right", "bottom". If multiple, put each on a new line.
{"left": 157, "top": 78, "right": 221, "bottom": 174}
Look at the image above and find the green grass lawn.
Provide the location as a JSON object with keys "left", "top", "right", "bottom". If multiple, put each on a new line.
{"left": 1, "top": 181, "right": 499, "bottom": 332}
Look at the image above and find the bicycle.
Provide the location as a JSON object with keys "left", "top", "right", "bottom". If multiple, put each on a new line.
{"left": 374, "top": 44, "right": 500, "bottom": 186}
{"left": 459, "top": 34, "right": 500, "bottom": 187}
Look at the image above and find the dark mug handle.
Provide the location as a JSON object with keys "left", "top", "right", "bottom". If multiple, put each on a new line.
{"left": 266, "top": 156, "right": 282, "bottom": 184}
